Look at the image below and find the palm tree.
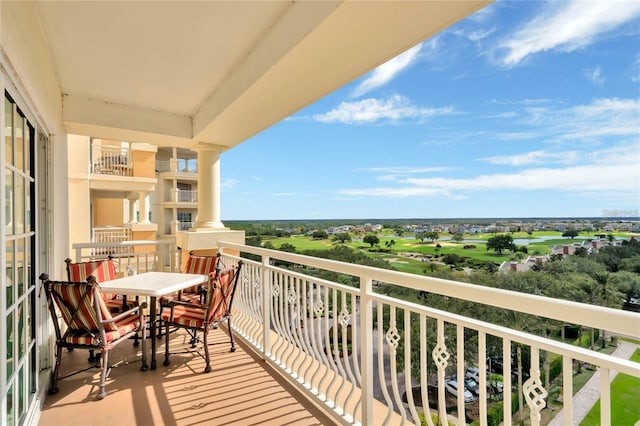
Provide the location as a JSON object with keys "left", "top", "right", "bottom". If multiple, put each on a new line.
{"left": 497, "top": 310, "right": 545, "bottom": 423}
{"left": 591, "top": 271, "right": 612, "bottom": 348}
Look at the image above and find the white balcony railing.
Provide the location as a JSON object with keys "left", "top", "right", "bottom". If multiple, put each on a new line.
{"left": 72, "top": 239, "right": 179, "bottom": 275}
{"left": 168, "top": 189, "right": 197, "bottom": 203}
{"left": 92, "top": 227, "right": 132, "bottom": 256}
{"left": 66, "top": 239, "right": 640, "bottom": 425}
{"left": 165, "top": 221, "right": 194, "bottom": 234}
{"left": 155, "top": 159, "right": 197, "bottom": 174}
{"left": 91, "top": 145, "right": 132, "bottom": 176}
{"left": 217, "top": 242, "right": 640, "bottom": 426}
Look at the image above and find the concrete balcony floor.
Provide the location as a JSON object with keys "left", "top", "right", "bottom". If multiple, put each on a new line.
{"left": 38, "top": 328, "right": 337, "bottom": 426}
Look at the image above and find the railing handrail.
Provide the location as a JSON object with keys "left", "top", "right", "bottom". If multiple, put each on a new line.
{"left": 73, "top": 239, "right": 172, "bottom": 249}
{"left": 218, "top": 241, "right": 640, "bottom": 339}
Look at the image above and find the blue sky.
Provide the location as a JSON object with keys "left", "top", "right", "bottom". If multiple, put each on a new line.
{"left": 221, "top": 0, "right": 640, "bottom": 221}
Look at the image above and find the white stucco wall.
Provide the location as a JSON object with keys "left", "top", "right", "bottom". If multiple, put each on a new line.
{"left": 2, "top": 1, "right": 69, "bottom": 278}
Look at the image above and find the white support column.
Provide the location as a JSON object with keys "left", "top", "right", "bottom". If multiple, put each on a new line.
{"left": 128, "top": 198, "right": 137, "bottom": 224}
{"left": 176, "top": 143, "right": 244, "bottom": 255}
{"left": 193, "top": 143, "right": 225, "bottom": 230}
{"left": 138, "top": 191, "right": 150, "bottom": 224}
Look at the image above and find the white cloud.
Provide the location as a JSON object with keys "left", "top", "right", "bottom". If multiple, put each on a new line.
{"left": 313, "top": 95, "right": 454, "bottom": 124}
{"left": 481, "top": 150, "right": 579, "bottom": 166}
{"left": 632, "top": 55, "right": 640, "bottom": 82}
{"left": 498, "top": 0, "right": 640, "bottom": 67}
{"left": 340, "top": 143, "right": 639, "bottom": 199}
{"left": 584, "top": 66, "right": 605, "bottom": 86}
{"left": 351, "top": 44, "right": 422, "bottom": 98}
{"left": 340, "top": 162, "right": 638, "bottom": 198}
{"left": 540, "top": 97, "right": 639, "bottom": 140}
{"left": 221, "top": 178, "right": 239, "bottom": 188}
{"left": 356, "top": 166, "right": 451, "bottom": 174}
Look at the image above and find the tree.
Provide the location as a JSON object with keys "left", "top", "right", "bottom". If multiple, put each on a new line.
{"left": 425, "top": 231, "right": 439, "bottom": 242}
{"left": 562, "top": 229, "right": 579, "bottom": 239}
{"left": 333, "top": 232, "right": 351, "bottom": 243}
{"left": 452, "top": 233, "right": 464, "bottom": 243}
{"left": 312, "top": 230, "right": 328, "bottom": 240}
{"left": 612, "top": 271, "right": 640, "bottom": 304}
{"left": 574, "top": 246, "right": 588, "bottom": 257}
{"left": 363, "top": 234, "right": 379, "bottom": 247}
{"left": 486, "top": 234, "right": 516, "bottom": 255}
{"left": 279, "top": 243, "right": 297, "bottom": 253}
{"left": 393, "top": 227, "right": 404, "bottom": 237}
{"left": 415, "top": 231, "right": 427, "bottom": 242}
{"left": 385, "top": 239, "right": 396, "bottom": 250}
{"left": 443, "top": 253, "right": 461, "bottom": 266}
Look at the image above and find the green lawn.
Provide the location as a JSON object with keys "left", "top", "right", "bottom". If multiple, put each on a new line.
{"left": 580, "top": 349, "right": 640, "bottom": 426}
{"left": 265, "top": 231, "right": 637, "bottom": 272}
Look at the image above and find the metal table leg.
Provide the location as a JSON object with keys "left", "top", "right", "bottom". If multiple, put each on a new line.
{"left": 150, "top": 296, "right": 157, "bottom": 370}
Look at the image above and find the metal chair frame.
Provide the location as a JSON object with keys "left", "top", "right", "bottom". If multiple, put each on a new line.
{"left": 40, "top": 273, "right": 147, "bottom": 399}
{"left": 162, "top": 257, "right": 243, "bottom": 373}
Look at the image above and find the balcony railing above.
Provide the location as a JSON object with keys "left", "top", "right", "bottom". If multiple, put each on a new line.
{"left": 165, "top": 189, "right": 197, "bottom": 203}
{"left": 164, "top": 221, "right": 194, "bottom": 235}
{"left": 92, "top": 145, "right": 132, "bottom": 176}
{"left": 155, "top": 159, "right": 197, "bottom": 174}
{"left": 92, "top": 227, "right": 132, "bottom": 256}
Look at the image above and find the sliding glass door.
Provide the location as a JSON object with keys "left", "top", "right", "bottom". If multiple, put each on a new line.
{"left": 3, "top": 92, "right": 38, "bottom": 426}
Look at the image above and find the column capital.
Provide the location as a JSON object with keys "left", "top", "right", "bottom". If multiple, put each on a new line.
{"left": 194, "top": 142, "right": 226, "bottom": 153}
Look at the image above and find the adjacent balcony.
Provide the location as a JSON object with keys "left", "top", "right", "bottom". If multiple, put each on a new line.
{"left": 165, "top": 221, "right": 195, "bottom": 235}
{"left": 92, "top": 145, "right": 132, "bottom": 177}
{"left": 156, "top": 159, "right": 198, "bottom": 175}
{"left": 163, "top": 189, "right": 197, "bottom": 204}
{"left": 40, "top": 240, "right": 640, "bottom": 425}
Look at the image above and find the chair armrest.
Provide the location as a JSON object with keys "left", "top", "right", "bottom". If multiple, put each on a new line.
{"left": 102, "top": 302, "right": 148, "bottom": 324}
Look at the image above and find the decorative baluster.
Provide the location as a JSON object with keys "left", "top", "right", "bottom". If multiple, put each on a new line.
{"left": 433, "top": 319, "right": 450, "bottom": 425}
{"left": 377, "top": 304, "right": 395, "bottom": 425}
{"left": 523, "top": 347, "right": 547, "bottom": 426}
{"left": 385, "top": 305, "right": 407, "bottom": 423}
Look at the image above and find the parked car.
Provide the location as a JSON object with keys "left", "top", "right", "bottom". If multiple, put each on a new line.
{"left": 465, "top": 366, "right": 480, "bottom": 382}
{"left": 489, "top": 380, "right": 504, "bottom": 394}
{"left": 464, "top": 377, "right": 480, "bottom": 396}
{"left": 444, "top": 380, "right": 475, "bottom": 403}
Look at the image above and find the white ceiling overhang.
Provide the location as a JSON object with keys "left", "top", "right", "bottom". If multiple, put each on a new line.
{"left": 35, "top": 1, "right": 491, "bottom": 151}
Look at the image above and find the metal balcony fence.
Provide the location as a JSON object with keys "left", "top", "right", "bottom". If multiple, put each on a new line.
{"left": 217, "top": 242, "right": 640, "bottom": 426}
{"left": 66, "top": 239, "right": 640, "bottom": 425}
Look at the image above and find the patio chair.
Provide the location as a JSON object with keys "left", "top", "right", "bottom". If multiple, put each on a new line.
{"left": 160, "top": 252, "right": 219, "bottom": 305}
{"left": 158, "top": 252, "right": 220, "bottom": 339}
{"left": 162, "top": 258, "right": 243, "bottom": 373}
{"left": 39, "top": 273, "right": 147, "bottom": 400}
{"left": 65, "top": 257, "right": 140, "bottom": 360}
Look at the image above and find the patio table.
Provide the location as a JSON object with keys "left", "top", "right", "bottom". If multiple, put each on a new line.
{"left": 100, "top": 271, "right": 207, "bottom": 370}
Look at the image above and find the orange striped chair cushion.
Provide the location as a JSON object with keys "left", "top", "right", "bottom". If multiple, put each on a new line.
{"left": 67, "top": 260, "right": 117, "bottom": 301}
{"left": 63, "top": 314, "right": 140, "bottom": 346}
{"left": 183, "top": 255, "right": 218, "bottom": 293}
{"left": 159, "top": 254, "right": 218, "bottom": 305}
{"left": 160, "top": 304, "right": 206, "bottom": 328}
{"left": 104, "top": 298, "right": 138, "bottom": 314}
{"left": 208, "top": 269, "right": 235, "bottom": 322}
{"left": 50, "top": 282, "right": 117, "bottom": 333}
